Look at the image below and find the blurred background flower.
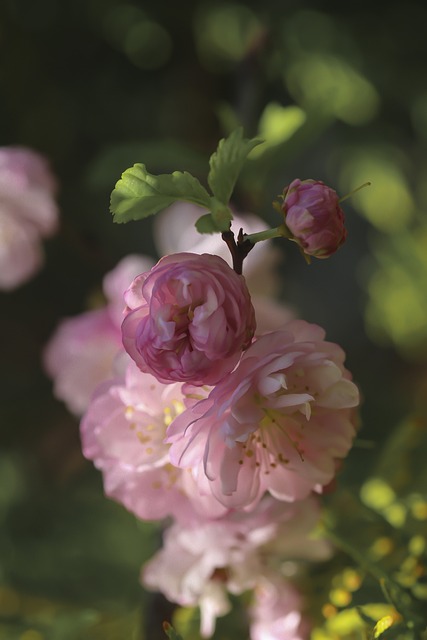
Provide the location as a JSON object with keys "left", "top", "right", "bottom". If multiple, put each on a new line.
{"left": 0, "top": 146, "right": 58, "bottom": 290}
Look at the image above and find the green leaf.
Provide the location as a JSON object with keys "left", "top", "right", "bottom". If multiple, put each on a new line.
{"left": 194, "top": 197, "right": 234, "bottom": 234}
{"left": 110, "top": 163, "right": 211, "bottom": 223}
{"left": 195, "top": 213, "right": 222, "bottom": 234}
{"left": 209, "top": 197, "right": 233, "bottom": 231}
{"left": 207, "top": 127, "right": 264, "bottom": 204}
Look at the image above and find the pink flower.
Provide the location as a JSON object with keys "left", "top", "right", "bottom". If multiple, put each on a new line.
{"left": 142, "top": 518, "right": 262, "bottom": 637}
{"left": 122, "top": 252, "right": 256, "bottom": 385}
{"left": 44, "top": 309, "right": 123, "bottom": 415}
{"left": 282, "top": 179, "right": 347, "bottom": 259}
{"left": 167, "top": 320, "right": 359, "bottom": 509}
{"left": 249, "top": 577, "right": 310, "bottom": 640}
{"left": 142, "top": 495, "right": 326, "bottom": 637}
{"left": 44, "top": 254, "right": 152, "bottom": 415}
{"left": 141, "top": 503, "right": 273, "bottom": 637}
{"left": 80, "top": 358, "right": 227, "bottom": 521}
{"left": 0, "top": 146, "right": 58, "bottom": 290}
{"left": 80, "top": 360, "right": 186, "bottom": 520}
{"left": 0, "top": 146, "right": 57, "bottom": 193}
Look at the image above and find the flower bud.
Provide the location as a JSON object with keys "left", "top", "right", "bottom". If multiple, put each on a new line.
{"left": 282, "top": 179, "right": 347, "bottom": 259}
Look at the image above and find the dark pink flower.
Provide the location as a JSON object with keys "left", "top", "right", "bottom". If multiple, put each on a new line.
{"left": 121, "top": 252, "right": 256, "bottom": 386}
{"left": 282, "top": 179, "right": 347, "bottom": 258}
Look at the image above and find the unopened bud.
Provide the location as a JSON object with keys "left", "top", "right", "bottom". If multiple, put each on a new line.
{"left": 281, "top": 179, "right": 347, "bottom": 259}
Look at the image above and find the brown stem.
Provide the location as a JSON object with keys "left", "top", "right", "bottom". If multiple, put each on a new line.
{"left": 221, "top": 228, "right": 254, "bottom": 275}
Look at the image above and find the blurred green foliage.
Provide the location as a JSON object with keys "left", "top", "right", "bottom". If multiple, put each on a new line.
{"left": 315, "top": 415, "right": 427, "bottom": 638}
{"left": 1, "top": 0, "right": 427, "bottom": 637}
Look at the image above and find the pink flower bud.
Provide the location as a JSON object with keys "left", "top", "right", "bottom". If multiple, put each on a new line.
{"left": 121, "top": 252, "right": 256, "bottom": 386}
{"left": 282, "top": 179, "right": 347, "bottom": 259}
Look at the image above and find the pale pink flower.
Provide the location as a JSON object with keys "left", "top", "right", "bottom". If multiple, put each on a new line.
{"left": 142, "top": 505, "right": 272, "bottom": 636}
{"left": 122, "top": 252, "right": 256, "bottom": 386}
{"left": 167, "top": 319, "right": 359, "bottom": 508}
{"left": 44, "top": 309, "right": 123, "bottom": 415}
{"left": 0, "top": 146, "right": 58, "bottom": 290}
{"left": 249, "top": 577, "right": 310, "bottom": 640}
{"left": 0, "top": 209, "right": 44, "bottom": 290}
{"left": 80, "top": 360, "right": 187, "bottom": 520}
{"left": 80, "top": 358, "right": 227, "bottom": 521}
{"left": 0, "top": 146, "right": 57, "bottom": 193}
{"left": 142, "top": 494, "right": 326, "bottom": 637}
{"left": 282, "top": 179, "right": 346, "bottom": 259}
{"left": 142, "top": 519, "right": 259, "bottom": 637}
{"left": 44, "top": 254, "right": 152, "bottom": 415}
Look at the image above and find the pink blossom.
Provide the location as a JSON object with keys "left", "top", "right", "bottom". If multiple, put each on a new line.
{"left": 0, "top": 210, "right": 43, "bottom": 290}
{"left": 44, "top": 309, "right": 123, "bottom": 415}
{"left": 249, "top": 577, "right": 310, "bottom": 640}
{"left": 80, "top": 358, "right": 227, "bottom": 521}
{"left": 0, "top": 146, "right": 58, "bottom": 290}
{"left": 80, "top": 360, "right": 187, "bottom": 520}
{"left": 141, "top": 504, "right": 273, "bottom": 637}
{"left": 282, "top": 179, "right": 347, "bottom": 259}
{"left": 0, "top": 146, "right": 58, "bottom": 194}
{"left": 142, "top": 495, "right": 326, "bottom": 637}
{"left": 142, "top": 518, "right": 262, "bottom": 637}
{"left": 122, "top": 252, "right": 256, "bottom": 385}
{"left": 167, "top": 319, "right": 359, "bottom": 509}
{"left": 44, "top": 254, "right": 152, "bottom": 415}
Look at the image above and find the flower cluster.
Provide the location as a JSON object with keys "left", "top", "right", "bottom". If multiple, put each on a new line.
{"left": 44, "top": 206, "right": 292, "bottom": 416}
{"left": 45, "top": 194, "right": 359, "bottom": 638}
{"left": 0, "top": 146, "right": 59, "bottom": 290}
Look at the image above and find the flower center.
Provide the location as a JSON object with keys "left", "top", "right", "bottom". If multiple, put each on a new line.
{"left": 236, "top": 384, "right": 314, "bottom": 473}
{"left": 125, "top": 397, "right": 185, "bottom": 449}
